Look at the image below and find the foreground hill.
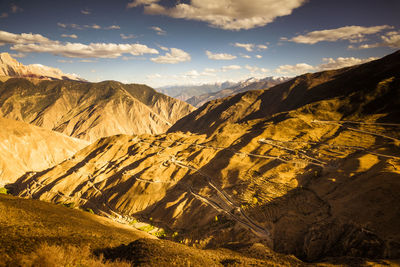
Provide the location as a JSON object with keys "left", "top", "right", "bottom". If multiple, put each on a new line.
{"left": 186, "top": 77, "right": 288, "bottom": 108}
{"left": 0, "top": 79, "right": 195, "bottom": 142}
{"left": 0, "top": 117, "right": 88, "bottom": 185}
{"left": 0, "top": 194, "right": 305, "bottom": 266}
{"left": 11, "top": 51, "right": 400, "bottom": 263}
{"left": 0, "top": 52, "right": 82, "bottom": 81}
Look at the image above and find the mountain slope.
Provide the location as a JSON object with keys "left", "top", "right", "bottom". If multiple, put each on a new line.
{"left": 186, "top": 77, "right": 288, "bottom": 108}
{"left": 0, "top": 52, "right": 82, "bottom": 81}
{"left": 0, "top": 194, "right": 305, "bottom": 266}
{"left": 170, "top": 52, "right": 400, "bottom": 134}
{"left": 0, "top": 117, "right": 88, "bottom": 185}
{"left": 0, "top": 79, "right": 195, "bottom": 142}
{"left": 11, "top": 50, "right": 400, "bottom": 262}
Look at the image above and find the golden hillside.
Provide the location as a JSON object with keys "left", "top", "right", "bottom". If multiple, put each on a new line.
{"left": 0, "top": 117, "right": 88, "bottom": 185}
{"left": 0, "top": 78, "right": 195, "bottom": 142}
{"left": 10, "top": 50, "right": 400, "bottom": 263}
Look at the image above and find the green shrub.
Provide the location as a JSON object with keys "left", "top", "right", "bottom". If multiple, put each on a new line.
{"left": 0, "top": 187, "right": 8, "bottom": 194}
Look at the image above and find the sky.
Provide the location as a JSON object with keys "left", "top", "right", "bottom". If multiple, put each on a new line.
{"left": 0, "top": 0, "right": 399, "bottom": 87}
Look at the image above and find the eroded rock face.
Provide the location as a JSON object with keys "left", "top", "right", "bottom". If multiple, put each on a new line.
{"left": 0, "top": 79, "right": 195, "bottom": 142}
{"left": 11, "top": 50, "right": 400, "bottom": 261}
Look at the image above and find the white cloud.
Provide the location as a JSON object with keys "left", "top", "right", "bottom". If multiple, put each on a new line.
{"left": 106, "top": 25, "right": 120, "bottom": 30}
{"left": 150, "top": 26, "right": 166, "bottom": 35}
{"left": 128, "top": 0, "right": 307, "bottom": 30}
{"left": 12, "top": 42, "right": 159, "bottom": 58}
{"left": 203, "top": 68, "right": 217, "bottom": 73}
{"left": 257, "top": 44, "right": 268, "bottom": 50}
{"left": 206, "top": 50, "right": 236, "bottom": 60}
{"left": 57, "top": 23, "right": 120, "bottom": 30}
{"left": 120, "top": 33, "right": 136, "bottom": 39}
{"left": 245, "top": 65, "right": 269, "bottom": 73}
{"left": 255, "top": 55, "right": 262, "bottom": 59}
{"left": 10, "top": 4, "right": 23, "bottom": 13}
{"left": 61, "top": 34, "right": 78, "bottom": 39}
{"left": 318, "top": 57, "right": 377, "bottom": 70}
{"left": 221, "top": 65, "right": 241, "bottom": 72}
{"left": 57, "top": 59, "right": 74, "bottom": 63}
{"left": 10, "top": 52, "right": 26, "bottom": 58}
{"left": 275, "top": 56, "right": 377, "bottom": 76}
{"left": 240, "top": 53, "right": 251, "bottom": 59}
{"left": 157, "top": 44, "right": 169, "bottom": 51}
{"left": 151, "top": 48, "right": 190, "bottom": 64}
{"left": 234, "top": 42, "right": 254, "bottom": 52}
{"left": 0, "top": 30, "right": 159, "bottom": 59}
{"left": 81, "top": 9, "right": 91, "bottom": 15}
{"left": 275, "top": 63, "right": 315, "bottom": 75}
{"left": 184, "top": 70, "right": 200, "bottom": 77}
{"left": 286, "top": 25, "right": 393, "bottom": 44}
{"left": 127, "top": 0, "right": 159, "bottom": 8}
{"left": 79, "top": 59, "right": 97, "bottom": 63}
{"left": 0, "top": 30, "right": 51, "bottom": 45}
{"left": 349, "top": 31, "right": 400, "bottom": 49}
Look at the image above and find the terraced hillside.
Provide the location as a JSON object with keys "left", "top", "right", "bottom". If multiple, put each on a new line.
{"left": 11, "top": 50, "right": 400, "bottom": 262}
{"left": 0, "top": 79, "right": 194, "bottom": 142}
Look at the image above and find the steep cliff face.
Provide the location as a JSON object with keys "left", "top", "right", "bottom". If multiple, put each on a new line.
{"left": 11, "top": 51, "right": 400, "bottom": 261}
{"left": 0, "top": 79, "right": 195, "bottom": 142}
{"left": 0, "top": 117, "right": 88, "bottom": 185}
{"left": 0, "top": 53, "right": 81, "bottom": 81}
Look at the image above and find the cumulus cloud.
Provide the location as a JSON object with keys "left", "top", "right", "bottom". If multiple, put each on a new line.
{"left": 0, "top": 30, "right": 158, "bottom": 59}
{"left": 240, "top": 53, "right": 251, "bottom": 59}
{"left": 234, "top": 43, "right": 254, "bottom": 52}
{"left": 81, "top": 9, "right": 91, "bottom": 15}
{"left": 120, "top": 33, "right": 136, "bottom": 39}
{"left": 221, "top": 65, "right": 241, "bottom": 72}
{"left": 150, "top": 26, "right": 166, "bottom": 35}
{"left": 245, "top": 65, "right": 269, "bottom": 73}
{"left": 318, "top": 57, "right": 377, "bottom": 70}
{"left": 128, "top": 0, "right": 307, "bottom": 30}
{"left": 275, "top": 56, "right": 377, "bottom": 76}
{"left": 57, "top": 23, "right": 120, "bottom": 30}
{"left": 255, "top": 55, "right": 262, "bottom": 59}
{"left": 157, "top": 44, "right": 169, "bottom": 51}
{"left": 151, "top": 48, "right": 190, "bottom": 64}
{"left": 257, "top": 44, "right": 268, "bottom": 50}
{"left": 286, "top": 25, "right": 393, "bottom": 44}
{"left": 349, "top": 31, "right": 400, "bottom": 49}
{"left": 0, "top": 30, "right": 51, "bottom": 45}
{"left": 275, "top": 63, "right": 315, "bottom": 75}
{"left": 206, "top": 50, "right": 237, "bottom": 60}
{"left": 10, "top": 52, "right": 26, "bottom": 58}
{"left": 12, "top": 42, "right": 159, "bottom": 58}
{"left": 61, "top": 34, "right": 78, "bottom": 39}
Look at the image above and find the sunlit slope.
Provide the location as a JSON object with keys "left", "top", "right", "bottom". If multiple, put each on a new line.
{"left": 0, "top": 79, "right": 194, "bottom": 142}
{"left": 12, "top": 50, "right": 400, "bottom": 261}
{"left": 0, "top": 117, "right": 88, "bottom": 185}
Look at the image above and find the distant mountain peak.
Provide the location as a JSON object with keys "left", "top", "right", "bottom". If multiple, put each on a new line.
{"left": 0, "top": 52, "right": 84, "bottom": 81}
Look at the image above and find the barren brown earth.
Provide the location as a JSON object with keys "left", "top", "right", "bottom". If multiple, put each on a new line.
{"left": 0, "top": 78, "right": 194, "bottom": 142}
{"left": 0, "top": 194, "right": 310, "bottom": 266}
{"left": 9, "top": 50, "right": 400, "bottom": 264}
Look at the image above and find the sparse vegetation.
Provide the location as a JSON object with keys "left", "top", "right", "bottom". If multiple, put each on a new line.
{"left": 10, "top": 243, "right": 130, "bottom": 267}
{"left": 0, "top": 187, "right": 8, "bottom": 194}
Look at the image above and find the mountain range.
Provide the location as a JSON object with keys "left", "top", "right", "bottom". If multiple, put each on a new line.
{"left": 0, "top": 52, "right": 82, "bottom": 81}
{"left": 9, "top": 50, "right": 400, "bottom": 264}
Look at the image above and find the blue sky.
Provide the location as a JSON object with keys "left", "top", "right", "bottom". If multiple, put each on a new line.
{"left": 0, "top": 0, "right": 399, "bottom": 87}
